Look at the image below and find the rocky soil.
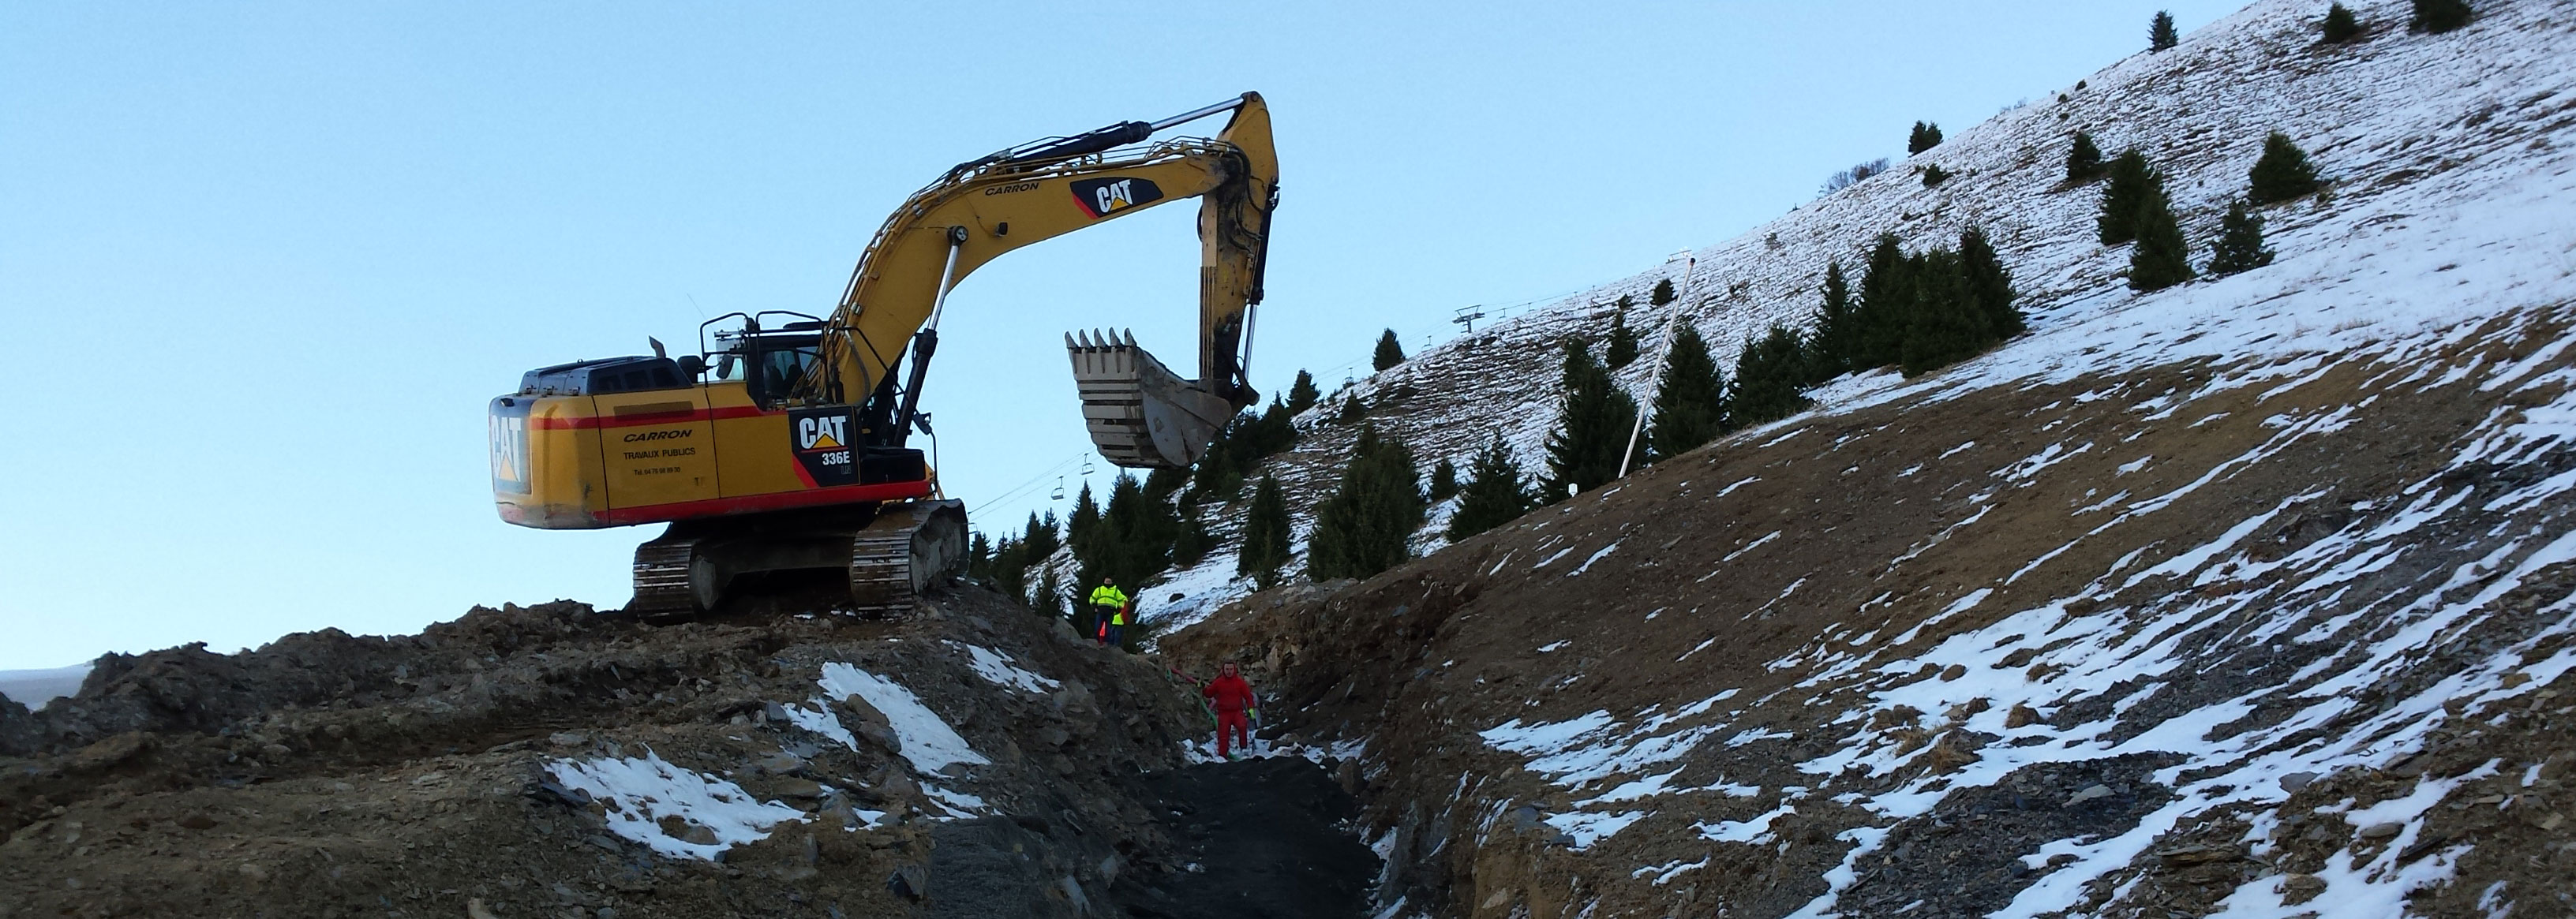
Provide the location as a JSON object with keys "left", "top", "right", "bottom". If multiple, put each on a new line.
{"left": 1165, "top": 302, "right": 2576, "bottom": 917}
{"left": 0, "top": 585, "right": 1376, "bottom": 919}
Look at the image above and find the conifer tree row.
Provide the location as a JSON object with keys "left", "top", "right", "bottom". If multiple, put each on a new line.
{"left": 1806, "top": 226, "right": 2023, "bottom": 379}
{"left": 1909, "top": 121, "right": 1945, "bottom": 155}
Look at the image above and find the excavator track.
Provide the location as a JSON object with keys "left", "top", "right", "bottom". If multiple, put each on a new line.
{"left": 847, "top": 499, "right": 968, "bottom": 618}
{"left": 628, "top": 536, "right": 713, "bottom": 623}
{"left": 621, "top": 499, "right": 967, "bottom": 622}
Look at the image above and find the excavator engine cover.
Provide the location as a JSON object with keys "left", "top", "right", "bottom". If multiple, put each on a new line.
{"left": 1066, "top": 328, "right": 1236, "bottom": 469}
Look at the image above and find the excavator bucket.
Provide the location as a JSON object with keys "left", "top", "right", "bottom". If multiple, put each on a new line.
{"left": 1066, "top": 329, "right": 1235, "bottom": 469}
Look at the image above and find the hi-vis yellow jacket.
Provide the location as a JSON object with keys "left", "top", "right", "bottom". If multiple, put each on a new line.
{"left": 1088, "top": 585, "right": 1129, "bottom": 608}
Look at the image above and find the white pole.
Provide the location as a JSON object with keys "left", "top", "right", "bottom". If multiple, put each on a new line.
{"left": 1618, "top": 254, "right": 1697, "bottom": 479}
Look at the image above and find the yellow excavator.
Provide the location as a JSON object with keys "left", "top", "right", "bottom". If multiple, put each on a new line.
{"left": 486, "top": 93, "right": 1279, "bottom": 619}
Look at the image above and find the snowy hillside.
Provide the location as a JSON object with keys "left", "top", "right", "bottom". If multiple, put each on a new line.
{"left": 1159, "top": 1, "right": 2576, "bottom": 917}
{"left": 1140, "top": 0, "right": 2576, "bottom": 634}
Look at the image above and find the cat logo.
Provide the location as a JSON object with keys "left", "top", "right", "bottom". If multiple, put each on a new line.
{"left": 488, "top": 400, "right": 532, "bottom": 495}
{"left": 788, "top": 407, "right": 861, "bottom": 487}
{"left": 1069, "top": 176, "right": 1166, "bottom": 219}
{"left": 798, "top": 414, "right": 848, "bottom": 450}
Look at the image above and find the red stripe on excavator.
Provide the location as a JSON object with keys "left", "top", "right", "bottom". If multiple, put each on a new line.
{"left": 530, "top": 405, "right": 773, "bottom": 430}
{"left": 593, "top": 480, "right": 934, "bottom": 525}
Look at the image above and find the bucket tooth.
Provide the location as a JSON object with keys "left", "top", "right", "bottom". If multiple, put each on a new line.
{"left": 1065, "top": 331, "right": 1234, "bottom": 469}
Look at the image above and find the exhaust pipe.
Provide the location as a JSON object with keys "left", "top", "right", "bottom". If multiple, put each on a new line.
{"left": 1065, "top": 329, "right": 1236, "bottom": 469}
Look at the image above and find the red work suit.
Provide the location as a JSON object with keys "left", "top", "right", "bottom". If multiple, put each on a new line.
{"left": 1203, "top": 674, "right": 1256, "bottom": 758}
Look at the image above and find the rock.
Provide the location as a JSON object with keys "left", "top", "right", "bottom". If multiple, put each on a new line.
{"left": 2066, "top": 784, "right": 2113, "bottom": 805}
{"left": 2153, "top": 843, "right": 2238, "bottom": 867}
{"left": 772, "top": 779, "right": 826, "bottom": 799}
{"left": 658, "top": 815, "right": 718, "bottom": 846}
{"left": 2357, "top": 821, "right": 2403, "bottom": 842}
{"left": 71, "top": 732, "right": 155, "bottom": 771}
{"left": 2278, "top": 771, "right": 2319, "bottom": 793}
{"left": 1938, "top": 664, "right": 1968, "bottom": 682}
{"left": 177, "top": 814, "right": 217, "bottom": 831}
{"left": 755, "top": 753, "right": 806, "bottom": 775}
{"left": 2004, "top": 704, "right": 2042, "bottom": 729}
{"left": 886, "top": 864, "right": 929, "bottom": 901}
{"left": 835, "top": 696, "right": 902, "bottom": 755}
{"left": 2282, "top": 872, "right": 2327, "bottom": 904}
{"left": 466, "top": 898, "right": 502, "bottom": 919}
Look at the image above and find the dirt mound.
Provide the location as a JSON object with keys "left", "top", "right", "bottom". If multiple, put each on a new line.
{"left": 0, "top": 586, "right": 1378, "bottom": 918}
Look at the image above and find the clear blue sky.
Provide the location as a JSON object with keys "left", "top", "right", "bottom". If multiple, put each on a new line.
{"left": 0, "top": 1, "right": 2245, "bottom": 669}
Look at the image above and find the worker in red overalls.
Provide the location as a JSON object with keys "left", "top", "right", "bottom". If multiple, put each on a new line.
{"left": 1202, "top": 662, "right": 1258, "bottom": 760}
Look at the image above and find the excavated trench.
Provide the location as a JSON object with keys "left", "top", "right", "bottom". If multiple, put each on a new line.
{"left": 926, "top": 756, "right": 1378, "bottom": 919}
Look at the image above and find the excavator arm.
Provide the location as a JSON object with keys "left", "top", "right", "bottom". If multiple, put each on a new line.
{"left": 803, "top": 92, "right": 1279, "bottom": 469}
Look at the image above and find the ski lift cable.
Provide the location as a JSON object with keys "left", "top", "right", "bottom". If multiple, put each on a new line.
{"left": 969, "top": 450, "right": 1091, "bottom": 517}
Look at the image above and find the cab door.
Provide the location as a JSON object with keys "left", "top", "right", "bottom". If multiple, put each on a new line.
{"left": 591, "top": 372, "right": 720, "bottom": 513}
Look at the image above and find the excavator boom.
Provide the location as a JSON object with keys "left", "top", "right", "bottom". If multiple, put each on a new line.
{"left": 807, "top": 92, "right": 1279, "bottom": 468}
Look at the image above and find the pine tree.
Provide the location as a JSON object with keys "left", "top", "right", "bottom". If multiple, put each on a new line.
{"left": 2207, "top": 199, "right": 2275, "bottom": 276}
{"left": 1909, "top": 121, "right": 1944, "bottom": 155}
{"left": 1172, "top": 504, "right": 1214, "bottom": 567}
{"left": 1236, "top": 474, "right": 1293, "bottom": 588}
{"left": 1605, "top": 308, "right": 1640, "bottom": 370}
{"left": 2150, "top": 11, "right": 2180, "bottom": 50}
{"left": 1073, "top": 473, "right": 1181, "bottom": 593}
{"left": 1286, "top": 369, "right": 1320, "bottom": 414}
{"left": 2322, "top": 2, "right": 2364, "bottom": 42}
{"left": 1067, "top": 483, "right": 1099, "bottom": 549}
{"left": 2098, "top": 149, "right": 2159, "bottom": 245}
{"left": 1920, "top": 164, "right": 1953, "bottom": 188}
{"left": 1024, "top": 510, "right": 1061, "bottom": 558}
{"left": 1447, "top": 435, "right": 1536, "bottom": 541}
{"left": 1957, "top": 225, "right": 2024, "bottom": 339}
{"left": 1428, "top": 458, "right": 1460, "bottom": 502}
{"left": 1372, "top": 329, "right": 1406, "bottom": 371}
{"left": 1854, "top": 233, "right": 1914, "bottom": 369}
{"left": 1032, "top": 566, "right": 1063, "bottom": 621}
{"left": 1804, "top": 260, "right": 1856, "bottom": 383}
{"left": 2128, "top": 186, "right": 2196, "bottom": 292}
{"left": 2410, "top": 0, "right": 2471, "bottom": 33}
{"left": 967, "top": 532, "right": 993, "bottom": 581}
{"left": 1306, "top": 425, "right": 1425, "bottom": 581}
{"left": 2247, "top": 132, "right": 2322, "bottom": 205}
{"left": 1732, "top": 325, "right": 1814, "bottom": 426}
{"left": 1542, "top": 340, "right": 1639, "bottom": 501}
{"left": 2066, "top": 132, "right": 2106, "bottom": 182}
{"left": 1651, "top": 277, "right": 1677, "bottom": 307}
{"left": 1900, "top": 249, "right": 1988, "bottom": 376}
{"left": 1647, "top": 323, "right": 1730, "bottom": 458}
